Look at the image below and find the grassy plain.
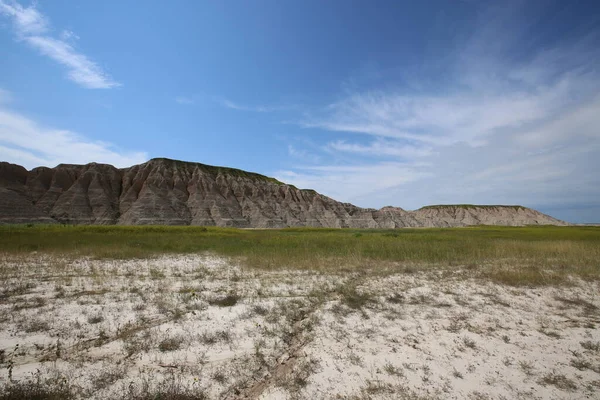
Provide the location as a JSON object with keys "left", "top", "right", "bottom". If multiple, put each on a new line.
{"left": 1, "top": 225, "right": 599, "bottom": 285}
{"left": 1, "top": 225, "right": 600, "bottom": 399}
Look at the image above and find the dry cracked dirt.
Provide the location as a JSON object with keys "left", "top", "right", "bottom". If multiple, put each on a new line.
{"left": 1, "top": 254, "right": 599, "bottom": 399}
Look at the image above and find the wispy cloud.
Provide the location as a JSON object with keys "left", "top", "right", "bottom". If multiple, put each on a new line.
{"left": 0, "top": 0, "right": 120, "bottom": 89}
{"left": 219, "top": 98, "right": 289, "bottom": 113}
{"left": 0, "top": 89, "right": 146, "bottom": 169}
{"left": 287, "top": 144, "right": 321, "bottom": 163}
{"left": 327, "top": 139, "right": 433, "bottom": 159}
{"left": 283, "top": 3, "right": 600, "bottom": 220}
{"left": 276, "top": 162, "right": 431, "bottom": 203}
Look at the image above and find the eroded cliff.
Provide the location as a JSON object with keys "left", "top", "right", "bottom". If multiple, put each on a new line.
{"left": 0, "top": 158, "right": 567, "bottom": 227}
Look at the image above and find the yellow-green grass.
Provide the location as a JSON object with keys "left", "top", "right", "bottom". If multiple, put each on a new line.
{"left": 0, "top": 225, "right": 598, "bottom": 285}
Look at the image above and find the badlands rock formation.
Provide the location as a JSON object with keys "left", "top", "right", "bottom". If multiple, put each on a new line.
{"left": 0, "top": 158, "right": 567, "bottom": 227}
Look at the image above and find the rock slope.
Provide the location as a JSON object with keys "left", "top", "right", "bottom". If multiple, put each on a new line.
{"left": 0, "top": 158, "right": 567, "bottom": 227}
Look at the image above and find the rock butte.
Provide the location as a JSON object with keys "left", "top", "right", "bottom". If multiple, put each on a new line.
{"left": 0, "top": 158, "right": 567, "bottom": 227}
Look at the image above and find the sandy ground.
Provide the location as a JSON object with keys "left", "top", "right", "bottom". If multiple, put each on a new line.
{"left": 0, "top": 254, "right": 599, "bottom": 399}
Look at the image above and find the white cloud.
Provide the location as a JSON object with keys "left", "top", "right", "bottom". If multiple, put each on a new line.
{"left": 284, "top": 6, "right": 600, "bottom": 220}
{"left": 328, "top": 139, "right": 433, "bottom": 159}
{"left": 287, "top": 144, "right": 321, "bottom": 163}
{"left": 0, "top": 92, "right": 147, "bottom": 169}
{"left": 59, "top": 29, "right": 78, "bottom": 42}
{"left": 0, "top": 1, "right": 120, "bottom": 89}
{"left": 0, "top": 0, "right": 47, "bottom": 35}
{"left": 276, "top": 162, "right": 431, "bottom": 203}
{"left": 219, "top": 98, "right": 288, "bottom": 113}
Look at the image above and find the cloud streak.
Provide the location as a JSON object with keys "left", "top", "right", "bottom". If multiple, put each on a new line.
{"left": 219, "top": 98, "right": 289, "bottom": 113}
{"left": 0, "top": 90, "right": 147, "bottom": 169}
{"left": 0, "top": 0, "right": 120, "bottom": 89}
{"left": 283, "top": 4, "right": 600, "bottom": 221}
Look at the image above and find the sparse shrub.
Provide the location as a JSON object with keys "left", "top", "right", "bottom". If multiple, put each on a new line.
{"left": 581, "top": 340, "right": 600, "bottom": 352}
{"left": 0, "top": 371, "right": 75, "bottom": 400}
{"left": 519, "top": 360, "right": 535, "bottom": 376}
{"left": 91, "top": 364, "right": 126, "bottom": 390}
{"left": 87, "top": 313, "right": 104, "bottom": 324}
{"left": 208, "top": 294, "right": 239, "bottom": 307}
{"left": 199, "top": 330, "right": 232, "bottom": 345}
{"left": 149, "top": 268, "right": 166, "bottom": 279}
{"left": 24, "top": 320, "right": 50, "bottom": 333}
{"left": 570, "top": 358, "right": 592, "bottom": 371}
{"left": 409, "top": 293, "right": 433, "bottom": 305}
{"left": 123, "top": 330, "right": 153, "bottom": 357}
{"left": 539, "top": 372, "right": 577, "bottom": 391}
{"left": 452, "top": 368, "right": 463, "bottom": 379}
{"left": 158, "top": 336, "right": 184, "bottom": 352}
{"left": 386, "top": 293, "right": 405, "bottom": 304}
{"left": 383, "top": 362, "right": 404, "bottom": 377}
{"left": 252, "top": 304, "right": 269, "bottom": 316}
{"left": 123, "top": 372, "right": 207, "bottom": 400}
{"left": 338, "top": 284, "right": 374, "bottom": 310}
{"left": 211, "top": 369, "right": 228, "bottom": 384}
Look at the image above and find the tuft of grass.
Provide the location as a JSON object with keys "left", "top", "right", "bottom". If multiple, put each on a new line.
{"left": 208, "top": 294, "right": 240, "bottom": 307}
{"left": 570, "top": 358, "right": 592, "bottom": 371}
{"left": 384, "top": 362, "right": 404, "bottom": 377}
{"left": 538, "top": 372, "right": 577, "bottom": 391}
{"left": 386, "top": 293, "right": 405, "bottom": 304}
{"left": 581, "top": 341, "right": 600, "bottom": 352}
{"left": 555, "top": 296, "right": 598, "bottom": 314}
{"left": 462, "top": 337, "right": 477, "bottom": 349}
{"left": 158, "top": 336, "right": 184, "bottom": 352}
{"left": 0, "top": 373, "right": 75, "bottom": 400}
{"left": 338, "top": 284, "right": 375, "bottom": 310}
{"left": 519, "top": 360, "right": 535, "bottom": 376}
{"left": 123, "top": 372, "right": 207, "bottom": 400}
{"left": 87, "top": 313, "right": 104, "bottom": 324}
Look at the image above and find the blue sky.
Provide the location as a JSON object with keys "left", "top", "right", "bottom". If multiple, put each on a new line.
{"left": 1, "top": 0, "right": 599, "bottom": 222}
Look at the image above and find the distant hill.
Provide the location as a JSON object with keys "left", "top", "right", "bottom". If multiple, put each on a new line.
{"left": 0, "top": 158, "right": 567, "bottom": 227}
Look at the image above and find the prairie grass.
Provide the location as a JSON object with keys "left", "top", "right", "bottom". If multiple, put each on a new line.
{"left": 0, "top": 225, "right": 598, "bottom": 285}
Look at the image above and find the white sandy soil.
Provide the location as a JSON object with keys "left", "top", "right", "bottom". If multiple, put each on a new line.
{"left": 0, "top": 254, "right": 599, "bottom": 399}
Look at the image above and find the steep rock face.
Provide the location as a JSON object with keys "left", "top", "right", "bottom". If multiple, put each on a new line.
{"left": 0, "top": 159, "right": 567, "bottom": 227}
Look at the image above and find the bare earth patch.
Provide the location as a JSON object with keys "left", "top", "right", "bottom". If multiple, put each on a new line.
{"left": 1, "top": 254, "right": 599, "bottom": 399}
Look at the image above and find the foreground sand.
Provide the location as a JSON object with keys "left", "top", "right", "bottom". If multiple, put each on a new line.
{"left": 1, "top": 254, "right": 599, "bottom": 399}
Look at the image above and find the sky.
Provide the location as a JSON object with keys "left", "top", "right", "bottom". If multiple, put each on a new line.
{"left": 0, "top": 0, "right": 599, "bottom": 223}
